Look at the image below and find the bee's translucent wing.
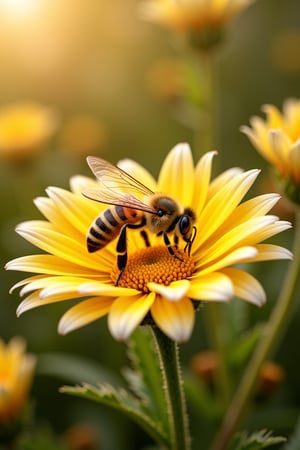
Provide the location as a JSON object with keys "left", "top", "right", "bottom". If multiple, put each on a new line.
{"left": 83, "top": 156, "right": 157, "bottom": 214}
{"left": 86, "top": 156, "right": 154, "bottom": 196}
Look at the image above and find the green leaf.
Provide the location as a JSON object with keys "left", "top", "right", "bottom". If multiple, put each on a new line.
{"left": 36, "top": 352, "right": 123, "bottom": 386}
{"left": 125, "top": 327, "right": 168, "bottom": 428}
{"left": 229, "top": 429, "right": 287, "bottom": 450}
{"left": 61, "top": 383, "right": 168, "bottom": 449}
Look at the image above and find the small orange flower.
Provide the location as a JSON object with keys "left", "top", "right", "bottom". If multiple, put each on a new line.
{"left": 0, "top": 337, "right": 36, "bottom": 424}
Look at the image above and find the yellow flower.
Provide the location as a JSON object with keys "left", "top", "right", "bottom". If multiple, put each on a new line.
{"left": 139, "top": 0, "right": 256, "bottom": 48}
{"left": 6, "top": 144, "right": 292, "bottom": 342}
{"left": 241, "top": 99, "right": 300, "bottom": 201}
{"left": 0, "top": 337, "right": 36, "bottom": 424}
{"left": 0, "top": 101, "right": 58, "bottom": 162}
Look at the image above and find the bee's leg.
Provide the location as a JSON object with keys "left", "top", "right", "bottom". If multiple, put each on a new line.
{"left": 184, "top": 226, "right": 197, "bottom": 256}
{"left": 115, "top": 225, "right": 128, "bottom": 285}
{"left": 163, "top": 231, "right": 183, "bottom": 261}
{"left": 115, "top": 219, "right": 147, "bottom": 285}
{"left": 174, "top": 235, "right": 179, "bottom": 249}
{"left": 140, "top": 229, "right": 151, "bottom": 247}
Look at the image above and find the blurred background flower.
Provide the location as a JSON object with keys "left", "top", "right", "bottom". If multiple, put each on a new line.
{"left": 0, "top": 336, "right": 35, "bottom": 430}
{"left": 241, "top": 99, "right": 300, "bottom": 203}
{"left": 59, "top": 114, "right": 108, "bottom": 158}
{"left": 139, "top": 0, "right": 257, "bottom": 50}
{"left": 0, "top": 101, "right": 58, "bottom": 164}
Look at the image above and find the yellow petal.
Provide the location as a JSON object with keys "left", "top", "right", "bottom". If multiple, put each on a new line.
{"left": 58, "top": 297, "right": 113, "bottom": 334}
{"left": 193, "top": 150, "right": 217, "bottom": 216}
{"left": 70, "top": 175, "right": 99, "bottom": 195}
{"left": 198, "top": 216, "right": 282, "bottom": 265}
{"left": 221, "top": 193, "right": 281, "bottom": 228}
{"left": 221, "top": 267, "right": 266, "bottom": 306}
{"left": 147, "top": 279, "right": 190, "bottom": 301}
{"left": 46, "top": 187, "right": 99, "bottom": 234}
{"left": 15, "top": 221, "right": 113, "bottom": 271}
{"left": 188, "top": 272, "right": 234, "bottom": 301}
{"left": 197, "top": 246, "right": 258, "bottom": 276}
{"left": 290, "top": 141, "right": 300, "bottom": 183}
{"left": 158, "top": 143, "right": 195, "bottom": 205}
{"left": 108, "top": 293, "right": 155, "bottom": 341}
{"left": 244, "top": 244, "right": 293, "bottom": 262}
{"left": 197, "top": 169, "right": 260, "bottom": 245}
{"left": 151, "top": 296, "right": 194, "bottom": 342}
{"left": 5, "top": 255, "right": 103, "bottom": 277}
{"left": 78, "top": 282, "right": 139, "bottom": 297}
{"left": 207, "top": 167, "right": 244, "bottom": 200}
{"left": 17, "top": 291, "right": 82, "bottom": 316}
{"left": 19, "top": 276, "right": 89, "bottom": 298}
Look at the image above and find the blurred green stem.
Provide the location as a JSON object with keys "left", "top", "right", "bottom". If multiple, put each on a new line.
{"left": 205, "top": 304, "right": 232, "bottom": 407}
{"left": 151, "top": 326, "right": 191, "bottom": 450}
{"left": 194, "top": 50, "right": 219, "bottom": 159}
{"left": 198, "top": 49, "right": 231, "bottom": 408}
{"left": 211, "top": 207, "right": 300, "bottom": 450}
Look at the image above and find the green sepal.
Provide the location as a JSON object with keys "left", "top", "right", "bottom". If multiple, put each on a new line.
{"left": 274, "top": 170, "right": 300, "bottom": 206}
{"left": 228, "top": 429, "right": 286, "bottom": 450}
{"left": 60, "top": 383, "right": 168, "bottom": 449}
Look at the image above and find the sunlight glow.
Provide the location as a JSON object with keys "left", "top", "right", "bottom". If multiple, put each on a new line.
{"left": 0, "top": 0, "right": 42, "bottom": 21}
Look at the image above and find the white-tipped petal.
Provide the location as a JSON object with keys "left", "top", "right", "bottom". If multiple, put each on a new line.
{"left": 147, "top": 280, "right": 190, "bottom": 301}
{"left": 221, "top": 268, "right": 266, "bottom": 306}
{"left": 58, "top": 297, "right": 113, "bottom": 335}
{"left": 188, "top": 272, "right": 234, "bottom": 301}
{"left": 108, "top": 293, "right": 155, "bottom": 341}
{"left": 151, "top": 296, "right": 194, "bottom": 343}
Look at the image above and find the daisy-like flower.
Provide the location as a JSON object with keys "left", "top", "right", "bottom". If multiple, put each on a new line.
{"left": 241, "top": 99, "right": 300, "bottom": 203}
{"left": 139, "top": 0, "right": 256, "bottom": 49}
{"left": 0, "top": 337, "right": 36, "bottom": 424}
{"left": 0, "top": 101, "right": 58, "bottom": 163}
{"left": 6, "top": 144, "right": 292, "bottom": 342}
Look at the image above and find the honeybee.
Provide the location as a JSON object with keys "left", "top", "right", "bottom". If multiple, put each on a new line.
{"left": 83, "top": 156, "right": 197, "bottom": 284}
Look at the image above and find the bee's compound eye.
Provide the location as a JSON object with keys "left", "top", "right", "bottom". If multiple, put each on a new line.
{"left": 179, "top": 215, "right": 190, "bottom": 233}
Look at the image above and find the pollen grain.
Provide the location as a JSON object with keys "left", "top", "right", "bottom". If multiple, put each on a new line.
{"left": 111, "top": 245, "right": 195, "bottom": 293}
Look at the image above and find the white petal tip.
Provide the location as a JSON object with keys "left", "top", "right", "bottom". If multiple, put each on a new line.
{"left": 147, "top": 280, "right": 190, "bottom": 302}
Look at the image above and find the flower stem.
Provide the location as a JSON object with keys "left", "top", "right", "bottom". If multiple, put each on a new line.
{"left": 210, "top": 207, "right": 300, "bottom": 450}
{"left": 150, "top": 326, "right": 191, "bottom": 450}
{"left": 196, "top": 50, "right": 219, "bottom": 158}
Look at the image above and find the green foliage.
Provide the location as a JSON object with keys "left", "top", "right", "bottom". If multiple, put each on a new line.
{"left": 184, "top": 372, "right": 223, "bottom": 420}
{"left": 124, "top": 327, "right": 169, "bottom": 429}
{"left": 229, "top": 429, "right": 286, "bottom": 450}
{"left": 13, "top": 427, "right": 67, "bottom": 450}
{"left": 283, "top": 417, "right": 300, "bottom": 450}
{"left": 36, "top": 351, "right": 123, "bottom": 386}
{"left": 60, "top": 327, "right": 171, "bottom": 449}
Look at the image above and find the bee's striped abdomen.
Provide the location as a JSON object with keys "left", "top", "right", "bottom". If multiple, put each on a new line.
{"left": 87, "top": 205, "right": 140, "bottom": 253}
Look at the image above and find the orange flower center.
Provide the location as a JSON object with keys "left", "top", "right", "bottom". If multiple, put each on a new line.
{"left": 111, "top": 245, "right": 195, "bottom": 293}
